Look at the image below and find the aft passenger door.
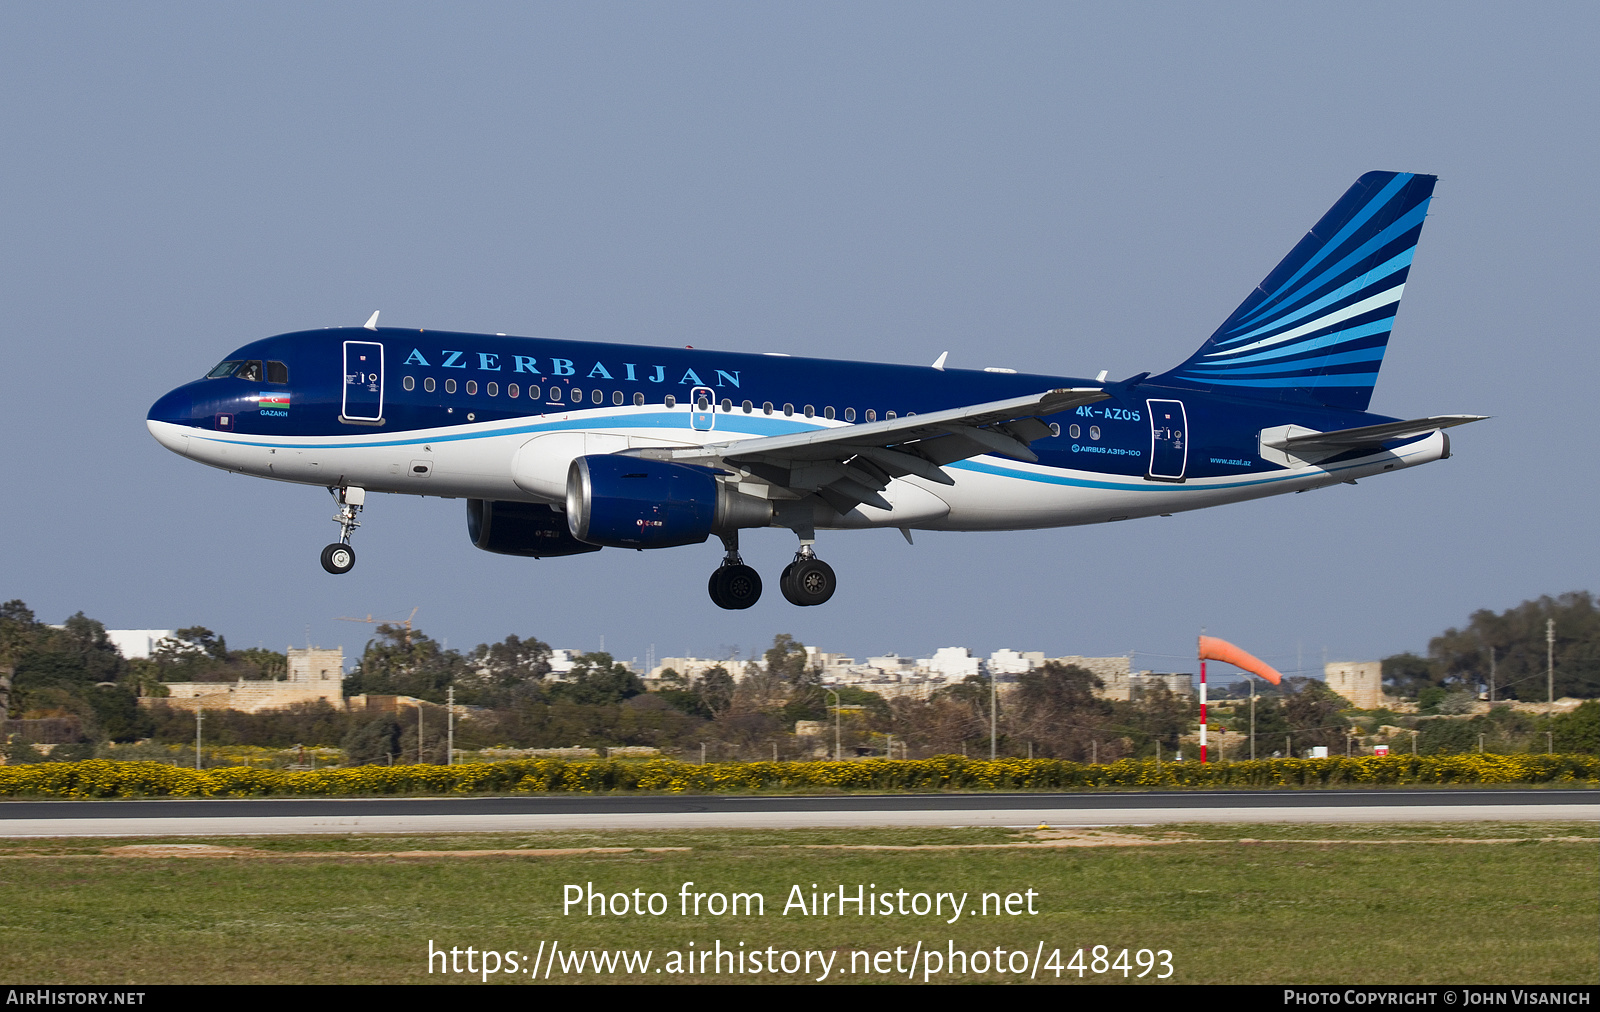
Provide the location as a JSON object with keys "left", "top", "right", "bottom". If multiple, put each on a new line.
{"left": 1145, "top": 398, "right": 1187, "bottom": 482}
{"left": 342, "top": 341, "right": 384, "bottom": 423}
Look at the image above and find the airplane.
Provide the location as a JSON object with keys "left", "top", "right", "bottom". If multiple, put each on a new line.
{"left": 147, "top": 171, "right": 1481, "bottom": 609}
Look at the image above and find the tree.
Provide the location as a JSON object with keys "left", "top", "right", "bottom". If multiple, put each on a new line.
{"left": 1006, "top": 662, "right": 1115, "bottom": 760}
{"left": 1416, "top": 593, "right": 1600, "bottom": 700}
{"left": 696, "top": 666, "right": 735, "bottom": 717}
{"left": 344, "top": 624, "right": 466, "bottom": 702}
{"left": 764, "top": 634, "right": 817, "bottom": 689}
{"left": 461, "top": 634, "right": 552, "bottom": 706}
{"left": 342, "top": 715, "right": 403, "bottom": 765}
{"left": 548, "top": 653, "right": 644, "bottom": 706}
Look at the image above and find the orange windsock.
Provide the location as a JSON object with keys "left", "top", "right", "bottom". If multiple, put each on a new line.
{"left": 1198, "top": 636, "right": 1282, "bottom": 685}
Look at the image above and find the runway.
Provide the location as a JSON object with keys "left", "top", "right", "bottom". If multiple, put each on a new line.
{"left": 1, "top": 788, "right": 1594, "bottom": 836}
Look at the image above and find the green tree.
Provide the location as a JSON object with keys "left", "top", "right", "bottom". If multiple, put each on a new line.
{"left": 344, "top": 624, "right": 466, "bottom": 702}
{"left": 548, "top": 653, "right": 644, "bottom": 706}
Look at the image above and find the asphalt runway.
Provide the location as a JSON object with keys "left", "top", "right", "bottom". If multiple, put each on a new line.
{"left": 0, "top": 788, "right": 1594, "bottom": 836}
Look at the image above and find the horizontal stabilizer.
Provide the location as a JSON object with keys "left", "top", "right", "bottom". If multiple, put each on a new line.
{"left": 1259, "top": 414, "right": 1485, "bottom": 468}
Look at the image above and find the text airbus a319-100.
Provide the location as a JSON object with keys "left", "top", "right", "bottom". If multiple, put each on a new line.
{"left": 148, "top": 171, "right": 1481, "bottom": 609}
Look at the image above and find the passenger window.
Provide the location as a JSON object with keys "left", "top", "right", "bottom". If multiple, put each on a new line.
{"left": 864, "top": 409, "right": 875, "bottom": 422}
{"left": 1090, "top": 425, "right": 1101, "bottom": 440}
{"left": 762, "top": 401, "right": 773, "bottom": 415}
{"left": 885, "top": 411, "right": 895, "bottom": 420}
{"left": 488, "top": 382, "right": 499, "bottom": 397}
{"left": 720, "top": 398, "right": 732, "bottom": 413}
{"left": 1049, "top": 422, "right": 1060, "bottom": 436}
{"left": 612, "top": 390, "right": 622, "bottom": 405}
{"left": 804, "top": 405, "right": 815, "bottom": 418}
{"left": 783, "top": 403, "right": 794, "bottom": 417}
{"left": 508, "top": 383, "right": 519, "bottom": 399}
{"left": 424, "top": 377, "right": 436, "bottom": 393}
{"left": 571, "top": 388, "right": 583, "bottom": 402}
{"left": 266, "top": 361, "right": 289, "bottom": 384}
{"left": 592, "top": 389, "right": 603, "bottom": 404}
{"left": 1069, "top": 424, "right": 1080, "bottom": 438}
{"left": 403, "top": 376, "right": 415, "bottom": 391}
{"left": 466, "top": 380, "right": 478, "bottom": 395}
{"left": 824, "top": 406, "right": 835, "bottom": 420}
{"left": 742, "top": 400, "right": 753, "bottom": 413}
{"left": 665, "top": 394, "right": 677, "bottom": 408}
{"left": 696, "top": 395, "right": 709, "bottom": 410}
{"left": 843, "top": 407, "right": 855, "bottom": 422}
{"left": 529, "top": 385, "right": 541, "bottom": 400}
{"left": 445, "top": 378, "right": 457, "bottom": 394}
{"left": 633, "top": 392, "right": 645, "bottom": 406}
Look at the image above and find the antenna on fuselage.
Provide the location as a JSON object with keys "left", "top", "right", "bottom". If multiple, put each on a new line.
{"left": 931, "top": 351, "right": 948, "bottom": 371}
{"left": 363, "top": 311, "right": 380, "bottom": 331}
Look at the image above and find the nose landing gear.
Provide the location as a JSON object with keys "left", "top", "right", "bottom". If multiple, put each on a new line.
{"left": 321, "top": 485, "right": 365, "bottom": 575}
{"left": 707, "top": 533, "right": 762, "bottom": 610}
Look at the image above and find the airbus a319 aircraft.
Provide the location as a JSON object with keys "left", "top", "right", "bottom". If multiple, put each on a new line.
{"left": 148, "top": 171, "right": 1480, "bottom": 609}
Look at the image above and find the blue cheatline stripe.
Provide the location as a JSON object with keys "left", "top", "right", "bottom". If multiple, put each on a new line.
{"left": 1179, "top": 345, "right": 1388, "bottom": 378}
{"left": 1193, "top": 373, "right": 1381, "bottom": 389}
{"left": 1235, "top": 173, "right": 1413, "bottom": 326}
{"left": 1232, "top": 200, "right": 1430, "bottom": 331}
{"left": 1195, "top": 319, "right": 1393, "bottom": 366}
{"left": 949, "top": 434, "right": 1430, "bottom": 493}
{"left": 1217, "top": 247, "right": 1413, "bottom": 347}
{"left": 188, "top": 410, "right": 828, "bottom": 451}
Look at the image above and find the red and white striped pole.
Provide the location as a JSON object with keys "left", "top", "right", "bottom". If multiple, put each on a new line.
{"left": 1199, "top": 656, "right": 1208, "bottom": 764}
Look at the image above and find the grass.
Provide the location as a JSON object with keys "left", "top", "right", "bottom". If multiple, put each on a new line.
{"left": 0, "top": 822, "right": 1593, "bottom": 985}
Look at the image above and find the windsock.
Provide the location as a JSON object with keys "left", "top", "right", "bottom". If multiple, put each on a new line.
{"left": 1197, "top": 636, "right": 1283, "bottom": 685}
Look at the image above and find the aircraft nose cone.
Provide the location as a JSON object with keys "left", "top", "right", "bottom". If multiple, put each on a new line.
{"left": 147, "top": 385, "right": 200, "bottom": 456}
{"left": 148, "top": 386, "right": 196, "bottom": 426}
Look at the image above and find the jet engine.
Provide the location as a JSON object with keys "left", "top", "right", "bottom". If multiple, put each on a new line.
{"left": 466, "top": 499, "right": 603, "bottom": 558}
{"left": 565, "top": 454, "right": 772, "bottom": 549}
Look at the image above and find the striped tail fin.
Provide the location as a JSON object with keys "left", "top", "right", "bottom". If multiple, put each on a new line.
{"left": 1153, "top": 171, "right": 1437, "bottom": 411}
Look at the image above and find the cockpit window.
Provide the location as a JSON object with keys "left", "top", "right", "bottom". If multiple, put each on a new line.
{"left": 235, "top": 360, "right": 263, "bottom": 381}
{"left": 206, "top": 360, "right": 243, "bottom": 379}
{"left": 265, "top": 361, "right": 289, "bottom": 384}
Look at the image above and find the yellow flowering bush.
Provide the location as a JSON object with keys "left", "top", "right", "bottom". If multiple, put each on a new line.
{"left": 0, "top": 753, "right": 1593, "bottom": 798}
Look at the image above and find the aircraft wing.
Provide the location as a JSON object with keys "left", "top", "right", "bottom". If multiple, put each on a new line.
{"left": 1258, "top": 414, "right": 1486, "bottom": 468}
{"left": 636, "top": 387, "right": 1108, "bottom": 513}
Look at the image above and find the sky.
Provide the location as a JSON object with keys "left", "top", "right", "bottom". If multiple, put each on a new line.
{"left": 2, "top": 3, "right": 1595, "bottom": 681}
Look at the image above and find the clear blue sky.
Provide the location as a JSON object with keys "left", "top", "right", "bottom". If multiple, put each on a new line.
{"left": 2, "top": 4, "right": 1594, "bottom": 677}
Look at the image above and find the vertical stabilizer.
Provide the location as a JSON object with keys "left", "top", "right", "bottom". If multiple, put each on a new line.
{"left": 1154, "top": 172, "right": 1436, "bottom": 411}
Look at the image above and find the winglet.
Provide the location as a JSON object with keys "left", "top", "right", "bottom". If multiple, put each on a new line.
{"left": 931, "top": 351, "right": 948, "bottom": 371}
{"left": 363, "top": 311, "right": 380, "bottom": 331}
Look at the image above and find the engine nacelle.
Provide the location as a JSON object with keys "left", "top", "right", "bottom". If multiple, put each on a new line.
{"left": 566, "top": 454, "right": 772, "bottom": 549}
{"left": 467, "top": 499, "right": 603, "bottom": 558}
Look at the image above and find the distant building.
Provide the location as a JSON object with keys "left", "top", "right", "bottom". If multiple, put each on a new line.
{"left": 648, "top": 657, "right": 757, "bottom": 683}
{"left": 142, "top": 646, "right": 345, "bottom": 714}
{"left": 988, "top": 649, "right": 1045, "bottom": 674}
{"left": 921, "top": 647, "right": 982, "bottom": 679}
{"left": 105, "top": 630, "right": 177, "bottom": 660}
{"left": 1324, "top": 661, "right": 1382, "bottom": 709}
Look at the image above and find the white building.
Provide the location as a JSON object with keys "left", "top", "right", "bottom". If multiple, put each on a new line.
{"left": 920, "top": 647, "right": 983, "bottom": 679}
{"left": 988, "top": 649, "right": 1045, "bottom": 674}
{"left": 105, "top": 630, "right": 177, "bottom": 660}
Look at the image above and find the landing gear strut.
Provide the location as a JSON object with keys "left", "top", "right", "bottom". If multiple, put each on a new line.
{"left": 778, "top": 534, "right": 836, "bottom": 607}
{"left": 707, "top": 533, "right": 762, "bottom": 610}
{"left": 321, "top": 485, "right": 365, "bottom": 575}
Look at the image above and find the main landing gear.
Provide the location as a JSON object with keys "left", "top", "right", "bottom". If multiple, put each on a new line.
{"left": 708, "top": 533, "right": 762, "bottom": 610}
{"left": 321, "top": 485, "right": 365, "bottom": 575}
{"left": 779, "top": 541, "right": 836, "bottom": 607}
{"left": 704, "top": 532, "right": 836, "bottom": 609}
